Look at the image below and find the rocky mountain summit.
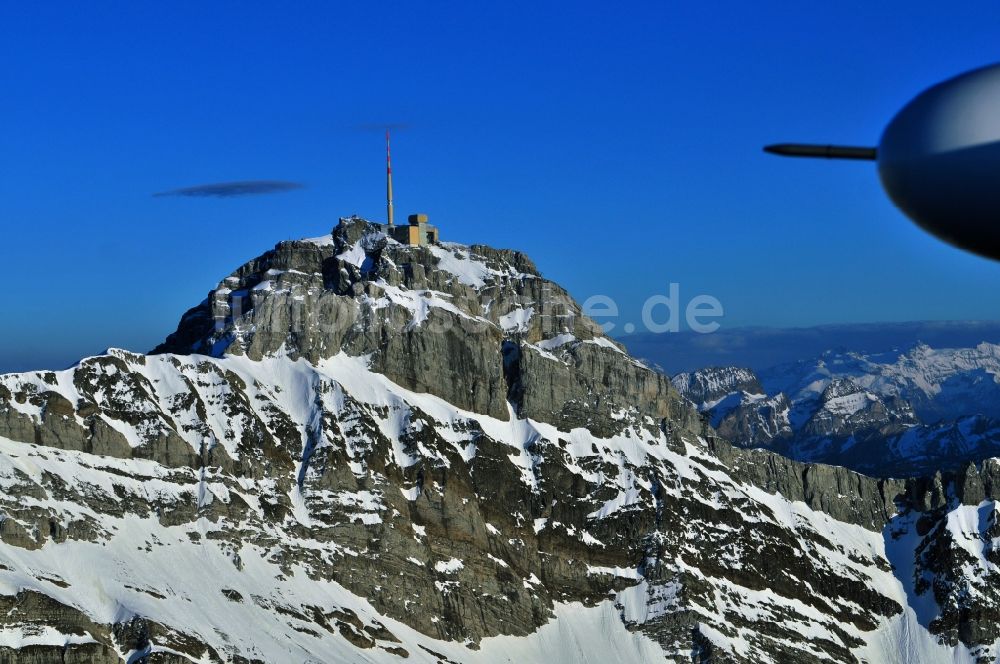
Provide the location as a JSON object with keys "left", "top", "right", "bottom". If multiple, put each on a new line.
{"left": 1, "top": 218, "right": 999, "bottom": 663}
{"left": 673, "top": 344, "right": 1000, "bottom": 477}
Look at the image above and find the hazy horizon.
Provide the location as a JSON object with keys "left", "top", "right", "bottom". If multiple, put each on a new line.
{"left": 5, "top": 316, "right": 1000, "bottom": 376}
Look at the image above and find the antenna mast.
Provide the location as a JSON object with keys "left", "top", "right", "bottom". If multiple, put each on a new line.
{"left": 386, "top": 129, "right": 394, "bottom": 228}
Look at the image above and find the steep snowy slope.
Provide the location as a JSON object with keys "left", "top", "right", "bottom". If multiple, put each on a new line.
{"left": 0, "top": 218, "right": 998, "bottom": 663}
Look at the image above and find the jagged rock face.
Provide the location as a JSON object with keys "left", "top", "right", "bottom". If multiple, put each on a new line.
{"left": 1, "top": 219, "right": 1000, "bottom": 662}
{"left": 801, "top": 378, "right": 915, "bottom": 437}
{"left": 154, "top": 217, "right": 681, "bottom": 436}
{"left": 883, "top": 465, "right": 1000, "bottom": 663}
{"left": 712, "top": 392, "right": 792, "bottom": 450}
{"left": 674, "top": 353, "right": 1000, "bottom": 477}
{"left": 671, "top": 369, "right": 794, "bottom": 455}
{"left": 670, "top": 367, "right": 764, "bottom": 407}
{"left": 0, "top": 352, "right": 919, "bottom": 662}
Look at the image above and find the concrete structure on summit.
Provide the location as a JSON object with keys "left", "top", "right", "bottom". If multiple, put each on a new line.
{"left": 382, "top": 129, "right": 440, "bottom": 247}
{"left": 388, "top": 213, "right": 438, "bottom": 246}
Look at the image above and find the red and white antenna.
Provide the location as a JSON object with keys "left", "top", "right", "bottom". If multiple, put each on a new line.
{"left": 386, "top": 129, "right": 394, "bottom": 228}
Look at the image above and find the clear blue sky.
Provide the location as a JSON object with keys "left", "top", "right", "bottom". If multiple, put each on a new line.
{"left": 2, "top": 2, "right": 1000, "bottom": 372}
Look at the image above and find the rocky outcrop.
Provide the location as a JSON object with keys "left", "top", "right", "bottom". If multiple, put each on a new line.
{"left": 671, "top": 366, "right": 764, "bottom": 406}
{"left": 155, "top": 217, "right": 696, "bottom": 437}
{"left": 799, "top": 378, "right": 916, "bottom": 439}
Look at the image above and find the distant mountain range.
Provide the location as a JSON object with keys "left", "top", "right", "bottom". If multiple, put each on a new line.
{"left": 670, "top": 341, "right": 1000, "bottom": 477}
{"left": 619, "top": 320, "right": 1000, "bottom": 375}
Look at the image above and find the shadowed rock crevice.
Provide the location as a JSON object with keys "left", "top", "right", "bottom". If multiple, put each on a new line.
{"left": 501, "top": 340, "right": 523, "bottom": 414}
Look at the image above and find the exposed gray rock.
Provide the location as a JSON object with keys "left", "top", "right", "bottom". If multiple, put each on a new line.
{"left": 154, "top": 218, "right": 692, "bottom": 433}
{"left": 0, "top": 219, "right": 998, "bottom": 662}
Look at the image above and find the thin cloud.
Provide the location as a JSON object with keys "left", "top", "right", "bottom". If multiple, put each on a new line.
{"left": 154, "top": 180, "right": 305, "bottom": 198}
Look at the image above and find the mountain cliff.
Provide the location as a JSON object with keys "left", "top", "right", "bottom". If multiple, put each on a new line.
{"left": 1, "top": 218, "right": 999, "bottom": 663}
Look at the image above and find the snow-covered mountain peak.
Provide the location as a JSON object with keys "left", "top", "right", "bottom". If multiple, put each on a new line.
{"left": 675, "top": 341, "right": 1000, "bottom": 477}
{"left": 670, "top": 366, "right": 763, "bottom": 408}
{"left": 819, "top": 376, "right": 867, "bottom": 402}
{"left": 4, "top": 222, "right": 1000, "bottom": 662}
{"left": 157, "top": 216, "right": 607, "bottom": 358}
{"left": 152, "top": 217, "right": 653, "bottom": 430}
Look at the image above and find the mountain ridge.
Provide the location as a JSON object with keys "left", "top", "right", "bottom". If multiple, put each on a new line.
{"left": 673, "top": 343, "right": 1000, "bottom": 477}
{"left": 622, "top": 320, "right": 1000, "bottom": 375}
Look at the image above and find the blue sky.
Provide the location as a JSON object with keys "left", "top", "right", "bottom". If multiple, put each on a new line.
{"left": 2, "top": 2, "right": 1000, "bottom": 372}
